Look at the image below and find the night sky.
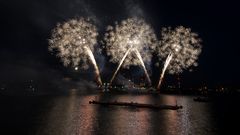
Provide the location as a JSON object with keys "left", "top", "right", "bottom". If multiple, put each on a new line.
{"left": 1, "top": 0, "right": 240, "bottom": 92}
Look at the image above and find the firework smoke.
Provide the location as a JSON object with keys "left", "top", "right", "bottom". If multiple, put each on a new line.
{"left": 49, "top": 18, "right": 102, "bottom": 85}
{"left": 157, "top": 26, "right": 202, "bottom": 89}
{"left": 104, "top": 18, "right": 157, "bottom": 84}
{"left": 134, "top": 49, "right": 151, "bottom": 85}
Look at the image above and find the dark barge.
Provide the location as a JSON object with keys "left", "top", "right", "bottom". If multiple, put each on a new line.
{"left": 89, "top": 100, "right": 183, "bottom": 110}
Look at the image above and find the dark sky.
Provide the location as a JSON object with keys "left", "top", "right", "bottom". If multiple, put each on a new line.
{"left": 0, "top": 0, "right": 240, "bottom": 89}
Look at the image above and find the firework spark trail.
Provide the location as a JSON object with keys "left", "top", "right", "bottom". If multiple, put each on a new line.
{"left": 157, "top": 53, "right": 173, "bottom": 90}
{"left": 134, "top": 49, "right": 151, "bottom": 85}
{"left": 110, "top": 47, "right": 132, "bottom": 85}
{"left": 84, "top": 46, "right": 102, "bottom": 86}
{"left": 105, "top": 18, "right": 157, "bottom": 86}
{"left": 157, "top": 26, "right": 202, "bottom": 90}
{"left": 49, "top": 18, "right": 103, "bottom": 86}
{"left": 157, "top": 26, "right": 202, "bottom": 74}
{"left": 105, "top": 17, "right": 157, "bottom": 68}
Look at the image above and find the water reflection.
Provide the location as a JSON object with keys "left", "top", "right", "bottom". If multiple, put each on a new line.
{"left": 162, "top": 96, "right": 179, "bottom": 135}
{"left": 102, "top": 95, "right": 152, "bottom": 135}
{"left": 35, "top": 93, "right": 218, "bottom": 135}
{"left": 36, "top": 89, "right": 97, "bottom": 135}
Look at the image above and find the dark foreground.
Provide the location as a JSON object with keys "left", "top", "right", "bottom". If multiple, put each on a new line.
{"left": 0, "top": 91, "right": 239, "bottom": 135}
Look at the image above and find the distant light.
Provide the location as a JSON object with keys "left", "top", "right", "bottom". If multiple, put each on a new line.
{"left": 75, "top": 67, "right": 78, "bottom": 70}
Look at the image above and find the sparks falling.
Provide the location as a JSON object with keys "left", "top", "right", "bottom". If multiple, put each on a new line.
{"left": 104, "top": 18, "right": 157, "bottom": 68}
{"left": 157, "top": 26, "right": 202, "bottom": 90}
{"left": 49, "top": 18, "right": 102, "bottom": 85}
{"left": 105, "top": 17, "right": 157, "bottom": 85}
{"left": 134, "top": 49, "right": 151, "bottom": 85}
{"left": 157, "top": 26, "right": 202, "bottom": 74}
{"left": 157, "top": 53, "right": 173, "bottom": 90}
{"left": 84, "top": 46, "right": 102, "bottom": 86}
{"left": 110, "top": 47, "right": 132, "bottom": 85}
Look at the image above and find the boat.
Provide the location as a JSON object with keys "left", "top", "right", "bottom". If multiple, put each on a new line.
{"left": 89, "top": 100, "right": 183, "bottom": 110}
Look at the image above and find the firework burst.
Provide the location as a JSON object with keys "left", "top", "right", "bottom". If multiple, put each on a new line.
{"left": 104, "top": 17, "right": 157, "bottom": 85}
{"left": 49, "top": 18, "right": 102, "bottom": 85}
{"left": 157, "top": 26, "right": 202, "bottom": 89}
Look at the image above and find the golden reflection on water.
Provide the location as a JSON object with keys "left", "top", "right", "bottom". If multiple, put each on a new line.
{"left": 76, "top": 95, "right": 96, "bottom": 134}
{"left": 36, "top": 93, "right": 215, "bottom": 135}
{"left": 162, "top": 95, "right": 179, "bottom": 135}
{"left": 37, "top": 89, "right": 97, "bottom": 135}
{"left": 108, "top": 95, "right": 152, "bottom": 135}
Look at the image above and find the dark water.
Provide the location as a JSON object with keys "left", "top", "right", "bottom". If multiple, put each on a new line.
{"left": 0, "top": 91, "right": 239, "bottom": 135}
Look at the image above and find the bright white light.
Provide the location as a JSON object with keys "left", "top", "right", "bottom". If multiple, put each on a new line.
{"left": 49, "top": 18, "right": 98, "bottom": 69}
{"left": 128, "top": 38, "right": 140, "bottom": 45}
{"left": 158, "top": 26, "right": 202, "bottom": 74}
{"left": 104, "top": 17, "right": 157, "bottom": 68}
